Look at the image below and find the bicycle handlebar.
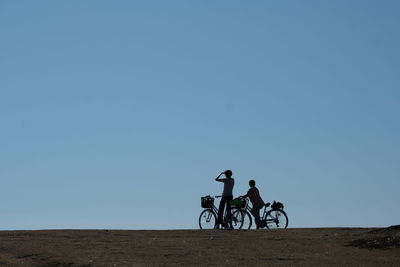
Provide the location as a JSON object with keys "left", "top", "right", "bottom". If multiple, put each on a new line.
{"left": 213, "top": 195, "right": 245, "bottom": 199}
{"left": 207, "top": 195, "right": 246, "bottom": 199}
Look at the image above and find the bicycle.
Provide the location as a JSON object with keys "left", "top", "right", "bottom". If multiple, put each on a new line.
{"left": 198, "top": 195, "right": 244, "bottom": 230}
{"left": 232, "top": 198, "right": 289, "bottom": 229}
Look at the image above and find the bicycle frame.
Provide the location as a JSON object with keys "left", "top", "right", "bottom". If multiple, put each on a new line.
{"left": 203, "top": 197, "right": 230, "bottom": 224}
{"left": 262, "top": 206, "right": 275, "bottom": 222}
{"left": 243, "top": 199, "right": 282, "bottom": 224}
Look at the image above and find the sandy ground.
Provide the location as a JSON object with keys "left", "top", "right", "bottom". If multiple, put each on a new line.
{"left": 0, "top": 227, "right": 399, "bottom": 266}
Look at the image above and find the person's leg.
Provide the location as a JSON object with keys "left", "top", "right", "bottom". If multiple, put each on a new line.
{"left": 251, "top": 205, "right": 262, "bottom": 228}
{"left": 217, "top": 197, "right": 226, "bottom": 228}
{"left": 225, "top": 196, "right": 233, "bottom": 228}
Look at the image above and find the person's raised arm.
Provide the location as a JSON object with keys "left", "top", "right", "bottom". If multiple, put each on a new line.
{"left": 215, "top": 171, "right": 225, "bottom": 182}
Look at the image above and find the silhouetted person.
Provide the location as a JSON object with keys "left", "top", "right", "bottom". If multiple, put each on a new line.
{"left": 240, "top": 179, "right": 265, "bottom": 229}
{"left": 215, "top": 170, "right": 234, "bottom": 229}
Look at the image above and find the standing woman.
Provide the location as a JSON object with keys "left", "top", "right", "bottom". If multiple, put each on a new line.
{"left": 215, "top": 170, "right": 235, "bottom": 229}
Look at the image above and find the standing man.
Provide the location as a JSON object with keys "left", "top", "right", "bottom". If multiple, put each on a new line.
{"left": 215, "top": 170, "right": 234, "bottom": 229}
{"left": 240, "top": 179, "right": 265, "bottom": 229}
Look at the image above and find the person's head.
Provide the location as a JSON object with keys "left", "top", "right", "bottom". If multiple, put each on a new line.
{"left": 224, "top": 170, "right": 232, "bottom": 178}
{"left": 249, "top": 179, "right": 256, "bottom": 187}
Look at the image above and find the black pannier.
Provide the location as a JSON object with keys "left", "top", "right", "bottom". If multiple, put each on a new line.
{"left": 201, "top": 196, "right": 214, "bottom": 208}
{"left": 271, "top": 201, "right": 284, "bottom": 210}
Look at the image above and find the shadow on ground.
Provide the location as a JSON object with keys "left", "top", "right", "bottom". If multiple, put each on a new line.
{"left": 346, "top": 225, "right": 400, "bottom": 250}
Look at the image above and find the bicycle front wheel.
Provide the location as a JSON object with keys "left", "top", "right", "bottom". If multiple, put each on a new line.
{"left": 199, "top": 209, "right": 217, "bottom": 229}
{"left": 232, "top": 208, "right": 253, "bottom": 229}
{"left": 242, "top": 210, "right": 253, "bottom": 229}
{"left": 231, "top": 208, "right": 245, "bottom": 229}
{"left": 265, "top": 209, "right": 288, "bottom": 229}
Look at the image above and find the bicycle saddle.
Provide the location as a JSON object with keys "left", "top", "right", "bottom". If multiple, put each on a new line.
{"left": 264, "top": 202, "right": 271, "bottom": 207}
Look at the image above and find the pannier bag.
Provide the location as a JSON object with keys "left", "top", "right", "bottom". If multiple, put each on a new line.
{"left": 271, "top": 201, "right": 284, "bottom": 210}
{"left": 201, "top": 196, "right": 214, "bottom": 208}
{"left": 231, "top": 198, "right": 246, "bottom": 209}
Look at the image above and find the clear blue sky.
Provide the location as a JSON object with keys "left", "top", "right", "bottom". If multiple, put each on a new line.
{"left": 1, "top": 0, "right": 399, "bottom": 230}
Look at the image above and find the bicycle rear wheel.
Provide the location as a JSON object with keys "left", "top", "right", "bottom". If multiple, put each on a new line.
{"left": 264, "top": 209, "right": 288, "bottom": 229}
{"left": 199, "top": 209, "right": 217, "bottom": 229}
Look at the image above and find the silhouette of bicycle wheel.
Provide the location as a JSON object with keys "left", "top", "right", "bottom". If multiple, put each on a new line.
{"left": 265, "top": 209, "right": 288, "bottom": 229}
{"left": 199, "top": 209, "right": 217, "bottom": 229}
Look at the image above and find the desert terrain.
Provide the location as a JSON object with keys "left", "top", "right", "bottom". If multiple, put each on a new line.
{"left": 0, "top": 227, "right": 399, "bottom": 266}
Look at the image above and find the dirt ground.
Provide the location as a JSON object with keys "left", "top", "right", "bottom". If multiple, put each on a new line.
{"left": 0, "top": 227, "right": 399, "bottom": 266}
